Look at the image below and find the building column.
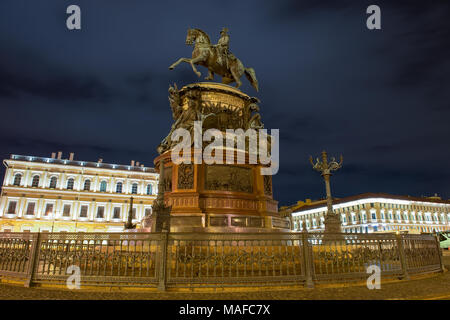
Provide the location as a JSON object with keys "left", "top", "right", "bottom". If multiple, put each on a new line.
{"left": 4, "top": 168, "right": 12, "bottom": 186}
{"left": 0, "top": 196, "right": 7, "bottom": 217}
{"left": 89, "top": 201, "right": 96, "bottom": 220}
{"left": 72, "top": 201, "right": 80, "bottom": 221}
{"left": 125, "top": 179, "right": 130, "bottom": 195}
{"left": 24, "top": 169, "right": 32, "bottom": 187}
{"left": 36, "top": 196, "right": 44, "bottom": 219}
{"left": 17, "top": 196, "right": 27, "bottom": 218}
{"left": 55, "top": 198, "right": 62, "bottom": 220}
{"left": 109, "top": 177, "right": 114, "bottom": 193}
{"left": 76, "top": 174, "right": 82, "bottom": 191}
{"left": 122, "top": 202, "right": 128, "bottom": 222}
{"left": 105, "top": 201, "right": 112, "bottom": 221}
{"left": 59, "top": 172, "right": 66, "bottom": 190}
{"left": 93, "top": 175, "right": 99, "bottom": 192}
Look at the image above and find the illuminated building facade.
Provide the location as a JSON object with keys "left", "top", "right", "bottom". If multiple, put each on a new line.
{"left": 0, "top": 153, "right": 158, "bottom": 232}
{"left": 291, "top": 193, "right": 450, "bottom": 234}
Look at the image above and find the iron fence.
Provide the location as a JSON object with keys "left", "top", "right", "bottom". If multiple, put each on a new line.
{"left": 0, "top": 231, "right": 443, "bottom": 289}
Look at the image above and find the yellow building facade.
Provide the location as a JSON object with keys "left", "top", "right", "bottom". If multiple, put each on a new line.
{"left": 291, "top": 193, "right": 450, "bottom": 234}
{"left": 0, "top": 153, "right": 158, "bottom": 232}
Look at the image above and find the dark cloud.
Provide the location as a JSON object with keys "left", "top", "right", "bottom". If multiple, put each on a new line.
{"left": 0, "top": 0, "right": 449, "bottom": 205}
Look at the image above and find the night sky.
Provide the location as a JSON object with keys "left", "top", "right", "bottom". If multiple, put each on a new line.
{"left": 0, "top": 1, "right": 449, "bottom": 206}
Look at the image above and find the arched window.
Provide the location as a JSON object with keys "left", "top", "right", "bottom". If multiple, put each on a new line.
{"left": 116, "top": 182, "right": 123, "bottom": 193}
{"left": 83, "top": 179, "right": 91, "bottom": 191}
{"left": 131, "top": 183, "right": 138, "bottom": 194}
{"left": 49, "top": 176, "right": 57, "bottom": 188}
{"left": 146, "top": 184, "right": 153, "bottom": 195}
{"left": 100, "top": 181, "right": 107, "bottom": 192}
{"left": 67, "top": 178, "right": 74, "bottom": 190}
{"left": 13, "top": 173, "right": 22, "bottom": 186}
{"left": 31, "top": 175, "right": 40, "bottom": 187}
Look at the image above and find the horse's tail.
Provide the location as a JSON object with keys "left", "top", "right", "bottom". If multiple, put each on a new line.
{"left": 244, "top": 67, "right": 259, "bottom": 92}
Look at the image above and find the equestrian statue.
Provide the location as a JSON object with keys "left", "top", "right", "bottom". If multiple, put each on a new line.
{"left": 169, "top": 28, "right": 259, "bottom": 91}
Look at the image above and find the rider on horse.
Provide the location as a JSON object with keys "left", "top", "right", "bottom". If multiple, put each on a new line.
{"left": 216, "top": 27, "right": 230, "bottom": 69}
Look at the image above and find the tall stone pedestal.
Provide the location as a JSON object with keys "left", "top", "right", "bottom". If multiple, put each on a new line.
{"left": 149, "top": 82, "right": 290, "bottom": 232}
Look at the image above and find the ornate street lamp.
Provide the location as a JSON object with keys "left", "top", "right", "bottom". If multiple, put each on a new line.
{"left": 310, "top": 151, "right": 343, "bottom": 234}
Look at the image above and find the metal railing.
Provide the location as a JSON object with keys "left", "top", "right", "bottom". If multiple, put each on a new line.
{"left": 0, "top": 231, "right": 443, "bottom": 289}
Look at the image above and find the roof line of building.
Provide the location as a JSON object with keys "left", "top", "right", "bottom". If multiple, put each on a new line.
{"left": 293, "top": 192, "right": 450, "bottom": 212}
{"left": 6, "top": 154, "right": 156, "bottom": 174}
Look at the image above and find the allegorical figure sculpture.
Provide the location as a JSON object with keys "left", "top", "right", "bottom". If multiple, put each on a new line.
{"left": 169, "top": 28, "right": 259, "bottom": 91}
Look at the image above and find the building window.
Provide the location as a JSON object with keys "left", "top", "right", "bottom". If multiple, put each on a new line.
{"left": 146, "top": 184, "right": 152, "bottom": 195}
{"left": 7, "top": 201, "right": 17, "bottom": 214}
{"left": 26, "top": 203, "right": 35, "bottom": 215}
{"left": 113, "top": 207, "right": 121, "bottom": 219}
{"left": 49, "top": 176, "right": 57, "bottom": 188}
{"left": 31, "top": 175, "right": 40, "bottom": 187}
{"left": 116, "top": 182, "right": 123, "bottom": 193}
{"left": 62, "top": 204, "right": 71, "bottom": 217}
{"left": 100, "top": 181, "right": 107, "bottom": 192}
{"left": 131, "top": 183, "right": 138, "bottom": 194}
{"left": 13, "top": 173, "right": 22, "bottom": 186}
{"left": 145, "top": 208, "right": 152, "bottom": 216}
{"left": 79, "top": 205, "right": 88, "bottom": 218}
{"left": 381, "top": 212, "right": 385, "bottom": 220}
{"left": 371, "top": 213, "right": 376, "bottom": 220}
{"left": 67, "top": 178, "right": 74, "bottom": 190}
{"left": 83, "top": 179, "right": 91, "bottom": 191}
{"left": 96, "top": 206, "right": 105, "bottom": 219}
{"left": 44, "top": 203, "right": 53, "bottom": 216}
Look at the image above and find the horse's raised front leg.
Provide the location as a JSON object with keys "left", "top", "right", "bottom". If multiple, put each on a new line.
{"left": 189, "top": 55, "right": 206, "bottom": 78}
{"left": 169, "top": 58, "right": 191, "bottom": 70}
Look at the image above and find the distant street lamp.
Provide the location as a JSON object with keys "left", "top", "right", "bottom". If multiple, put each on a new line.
{"left": 124, "top": 196, "right": 136, "bottom": 230}
{"left": 310, "top": 150, "right": 343, "bottom": 234}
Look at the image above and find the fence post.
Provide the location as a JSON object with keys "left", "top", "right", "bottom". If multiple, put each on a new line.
{"left": 435, "top": 235, "right": 445, "bottom": 272}
{"left": 157, "top": 230, "right": 169, "bottom": 291}
{"left": 24, "top": 232, "right": 41, "bottom": 288}
{"left": 396, "top": 234, "right": 410, "bottom": 280}
{"left": 301, "top": 232, "right": 314, "bottom": 288}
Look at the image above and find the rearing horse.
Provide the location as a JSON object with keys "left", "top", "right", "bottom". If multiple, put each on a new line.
{"left": 169, "top": 28, "right": 259, "bottom": 91}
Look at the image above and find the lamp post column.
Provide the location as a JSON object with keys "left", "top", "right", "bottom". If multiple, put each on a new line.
{"left": 310, "top": 151, "right": 343, "bottom": 234}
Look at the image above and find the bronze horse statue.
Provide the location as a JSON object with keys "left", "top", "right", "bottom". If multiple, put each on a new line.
{"left": 169, "top": 28, "right": 259, "bottom": 91}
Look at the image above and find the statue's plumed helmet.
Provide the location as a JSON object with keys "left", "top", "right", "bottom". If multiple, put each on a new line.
{"left": 220, "top": 27, "right": 229, "bottom": 35}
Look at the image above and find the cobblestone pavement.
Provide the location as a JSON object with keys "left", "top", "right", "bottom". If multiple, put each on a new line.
{"left": 1, "top": 254, "right": 449, "bottom": 300}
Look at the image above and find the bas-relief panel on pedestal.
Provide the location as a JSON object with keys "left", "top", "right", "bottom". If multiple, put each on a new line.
{"left": 177, "top": 163, "right": 194, "bottom": 189}
{"left": 205, "top": 165, "right": 253, "bottom": 193}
